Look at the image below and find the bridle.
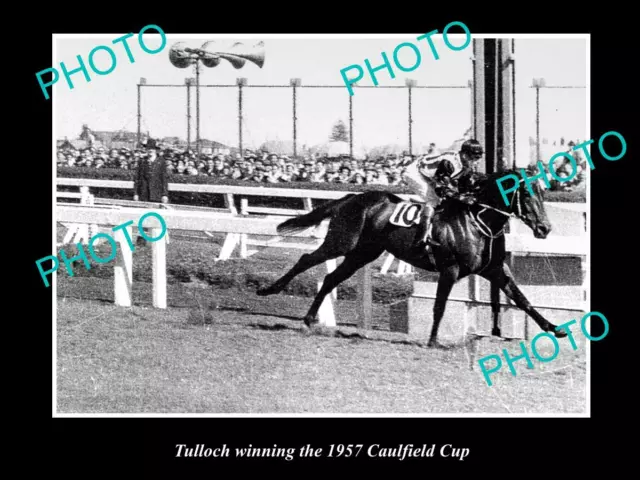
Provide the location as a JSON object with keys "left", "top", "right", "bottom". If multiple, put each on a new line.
{"left": 468, "top": 178, "right": 525, "bottom": 274}
{"left": 472, "top": 178, "right": 524, "bottom": 238}
{"left": 459, "top": 159, "right": 524, "bottom": 238}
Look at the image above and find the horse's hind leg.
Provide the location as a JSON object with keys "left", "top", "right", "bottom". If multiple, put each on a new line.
{"left": 481, "top": 262, "right": 568, "bottom": 338}
{"left": 257, "top": 209, "right": 364, "bottom": 297}
{"left": 256, "top": 241, "right": 338, "bottom": 297}
{"left": 303, "top": 245, "right": 384, "bottom": 326}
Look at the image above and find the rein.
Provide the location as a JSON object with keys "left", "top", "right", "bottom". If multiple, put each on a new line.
{"left": 473, "top": 178, "right": 524, "bottom": 237}
{"left": 467, "top": 178, "right": 524, "bottom": 273}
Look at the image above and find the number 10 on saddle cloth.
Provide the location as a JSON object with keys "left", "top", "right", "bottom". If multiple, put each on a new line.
{"left": 388, "top": 152, "right": 460, "bottom": 229}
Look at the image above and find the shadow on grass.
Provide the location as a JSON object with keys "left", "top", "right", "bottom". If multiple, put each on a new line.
{"left": 244, "top": 318, "right": 437, "bottom": 351}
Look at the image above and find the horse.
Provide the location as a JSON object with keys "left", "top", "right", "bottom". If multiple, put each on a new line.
{"left": 256, "top": 167, "right": 569, "bottom": 347}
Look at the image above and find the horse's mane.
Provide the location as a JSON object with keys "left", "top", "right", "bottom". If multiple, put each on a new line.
{"left": 436, "top": 197, "right": 472, "bottom": 220}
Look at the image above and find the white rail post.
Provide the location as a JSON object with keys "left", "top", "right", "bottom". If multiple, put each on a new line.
{"left": 325, "top": 258, "right": 337, "bottom": 300}
{"left": 380, "top": 252, "right": 395, "bottom": 274}
{"left": 217, "top": 193, "right": 240, "bottom": 260}
{"left": 152, "top": 225, "right": 167, "bottom": 309}
{"left": 356, "top": 264, "right": 373, "bottom": 329}
{"left": 303, "top": 197, "right": 322, "bottom": 245}
{"left": 396, "top": 260, "right": 413, "bottom": 275}
{"left": 239, "top": 198, "right": 249, "bottom": 258}
{"left": 87, "top": 193, "right": 102, "bottom": 245}
{"left": 160, "top": 203, "right": 171, "bottom": 246}
{"left": 113, "top": 223, "right": 133, "bottom": 307}
{"left": 69, "top": 186, "right": 92, "bottom": 245}
{"left": 317, "top": 281, "right": 336, "bottom": 327}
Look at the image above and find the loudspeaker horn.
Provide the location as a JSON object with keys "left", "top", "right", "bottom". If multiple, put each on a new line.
{"left": 199, "top": 40, "right": 265, "bottom": 69}
{"left": 198, "top": 41, "right": 222, "bottom": 68}
{"left": 169, "top": 42, "right": 197, "bottom": 68}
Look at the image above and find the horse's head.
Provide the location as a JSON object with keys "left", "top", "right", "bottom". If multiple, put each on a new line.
{"left": 480, "top": 167, "right": 552, "bottom": 239}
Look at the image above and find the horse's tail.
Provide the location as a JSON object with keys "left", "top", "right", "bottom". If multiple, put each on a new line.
{"left": 277, "top": 194, "right": 357, "bottom": 236}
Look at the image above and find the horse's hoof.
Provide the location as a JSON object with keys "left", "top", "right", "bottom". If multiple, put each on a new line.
{"left": 427, "top": 340, "right": 447, "bottom": 349}
{"left": 303, "top": 315, "right": 315, "bottom": 328}
{"left": 554, "top": 328, "right": 568, "bottom": 338}
{"left": 491, "top": 328, "right": 501, "bottom": 337}
{"left": 256, "top": 287, "right": 273, "bottom": 296}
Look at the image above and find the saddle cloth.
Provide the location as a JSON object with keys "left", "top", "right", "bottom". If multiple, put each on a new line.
{"left": 388, "top": 201, "right": 438, "bottom": 269}
{"left": 389, "top": 201, "right": 423, "bottom": 228}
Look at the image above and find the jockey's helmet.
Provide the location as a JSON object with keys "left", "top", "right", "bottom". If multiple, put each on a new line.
{"left": 460, "top": 139, "right": 484, "bottom": 160}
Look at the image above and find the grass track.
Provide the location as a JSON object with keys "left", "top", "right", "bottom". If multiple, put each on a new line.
{"left": 55, "top": 226, "right": 587, "bottom": 415}
{"left": 57, "top": 293, "right": 587, "bottom": 414}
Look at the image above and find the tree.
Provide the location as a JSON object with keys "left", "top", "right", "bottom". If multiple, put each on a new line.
{"left": 329, "top": 120, "right": 349, "bottom": 142}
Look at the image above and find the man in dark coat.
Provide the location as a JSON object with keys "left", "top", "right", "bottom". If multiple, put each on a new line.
{"left": 133, "top": 138, "right": 168, "bottom": 245}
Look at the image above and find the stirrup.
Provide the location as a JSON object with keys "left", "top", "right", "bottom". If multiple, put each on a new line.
{"left": 426, "top": 236, "right": 441, "bottom": 247}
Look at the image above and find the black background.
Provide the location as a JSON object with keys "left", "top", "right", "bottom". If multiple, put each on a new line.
{"left": 24, "top": 7, "right": 631, "bottom": 475}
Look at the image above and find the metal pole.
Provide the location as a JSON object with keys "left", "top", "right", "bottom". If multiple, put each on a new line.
{"left": 349, "top": 94, "right": 353, "bottom": 159}
{"left": 493, "top": 40, "right": 500, "bottom": 174}
{"left": 186, "top": 81, "right": 191, "bottom": 150}
{"left": 196, "top": 61, "right": 201, "bottom": 158}
{"left": 136, "top": 84, "right": 141, "bottom": 146}
{"left": 468, "top": 79, "right": 474, "bottom": 139}
{"left": 510, "top": 39, "right": 516, "bottom": 169}
{"left": 292, "top": 84, "right": 297, "bottom": 158}
{"left": 408, "top": 85, "right": 413, "bottom": 156}
{"left": 535, "top": 84, "right": 540, "bottom": 161}
{"left": 238, "top": 82, "right": 243, "bottom": 156}
{"left": 472, "top": 39, "right": 486, "bottom": 174}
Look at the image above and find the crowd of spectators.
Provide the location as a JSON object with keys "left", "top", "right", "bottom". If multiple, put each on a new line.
{"left": 56, "top": 140, "right": 587, "bottom": 191}
{"left": 56, "top": 143, "right": 418, "bottom": 186}
{"left": 542, "top": 140, "right": 588, "bottom": 192}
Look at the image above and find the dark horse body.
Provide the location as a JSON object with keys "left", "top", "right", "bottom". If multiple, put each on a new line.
{"left": 257, "top": 168, "right": 568, "bottom": 347}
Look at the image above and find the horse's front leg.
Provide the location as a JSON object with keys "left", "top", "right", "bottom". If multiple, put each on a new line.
{"left": 481, "top": 263, "right": 568, "bottom": 338}
{"left": 428, "top": 265, "right": 460, "bottom": 348}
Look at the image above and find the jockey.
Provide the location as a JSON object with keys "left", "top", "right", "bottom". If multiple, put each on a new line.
{"left": 402, "top": 139, "right": 485, "bottom": 250}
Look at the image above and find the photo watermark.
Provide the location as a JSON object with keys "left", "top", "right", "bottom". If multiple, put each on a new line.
{"left": 36, "top": 24, "right": 167, "bottom": 100}
{"left": 339, "top": 21, "right": 472, "bottom": 96}
{"left": 38, "top": 211, "right": 167, "bottom": 288}
{"left": 477, "top": 311, "right": 609, "bottom": 387}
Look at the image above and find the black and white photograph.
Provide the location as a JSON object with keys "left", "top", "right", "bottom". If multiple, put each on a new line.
{"left": 51, "top": 31, "right": 591, "bottom": 416}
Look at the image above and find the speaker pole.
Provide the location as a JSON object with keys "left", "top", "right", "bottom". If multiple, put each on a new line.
{"left": 195, "top": 60, "right": 201, "bottom": 158}
{"left": 186, "top": 78, "right": 192, "bottom": 151}
{"left": 168, "top": 40, "right": 265, "bottom": 159}
{"left": 136, "top": 82, "right": 141, "bottom": 147}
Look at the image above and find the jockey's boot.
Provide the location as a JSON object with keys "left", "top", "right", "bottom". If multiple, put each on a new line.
{"left": 423, "top": 214, "right": 440, "bottom": 247}
{"left": 414, "top": 205, "right": 439, "bottom": 252}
